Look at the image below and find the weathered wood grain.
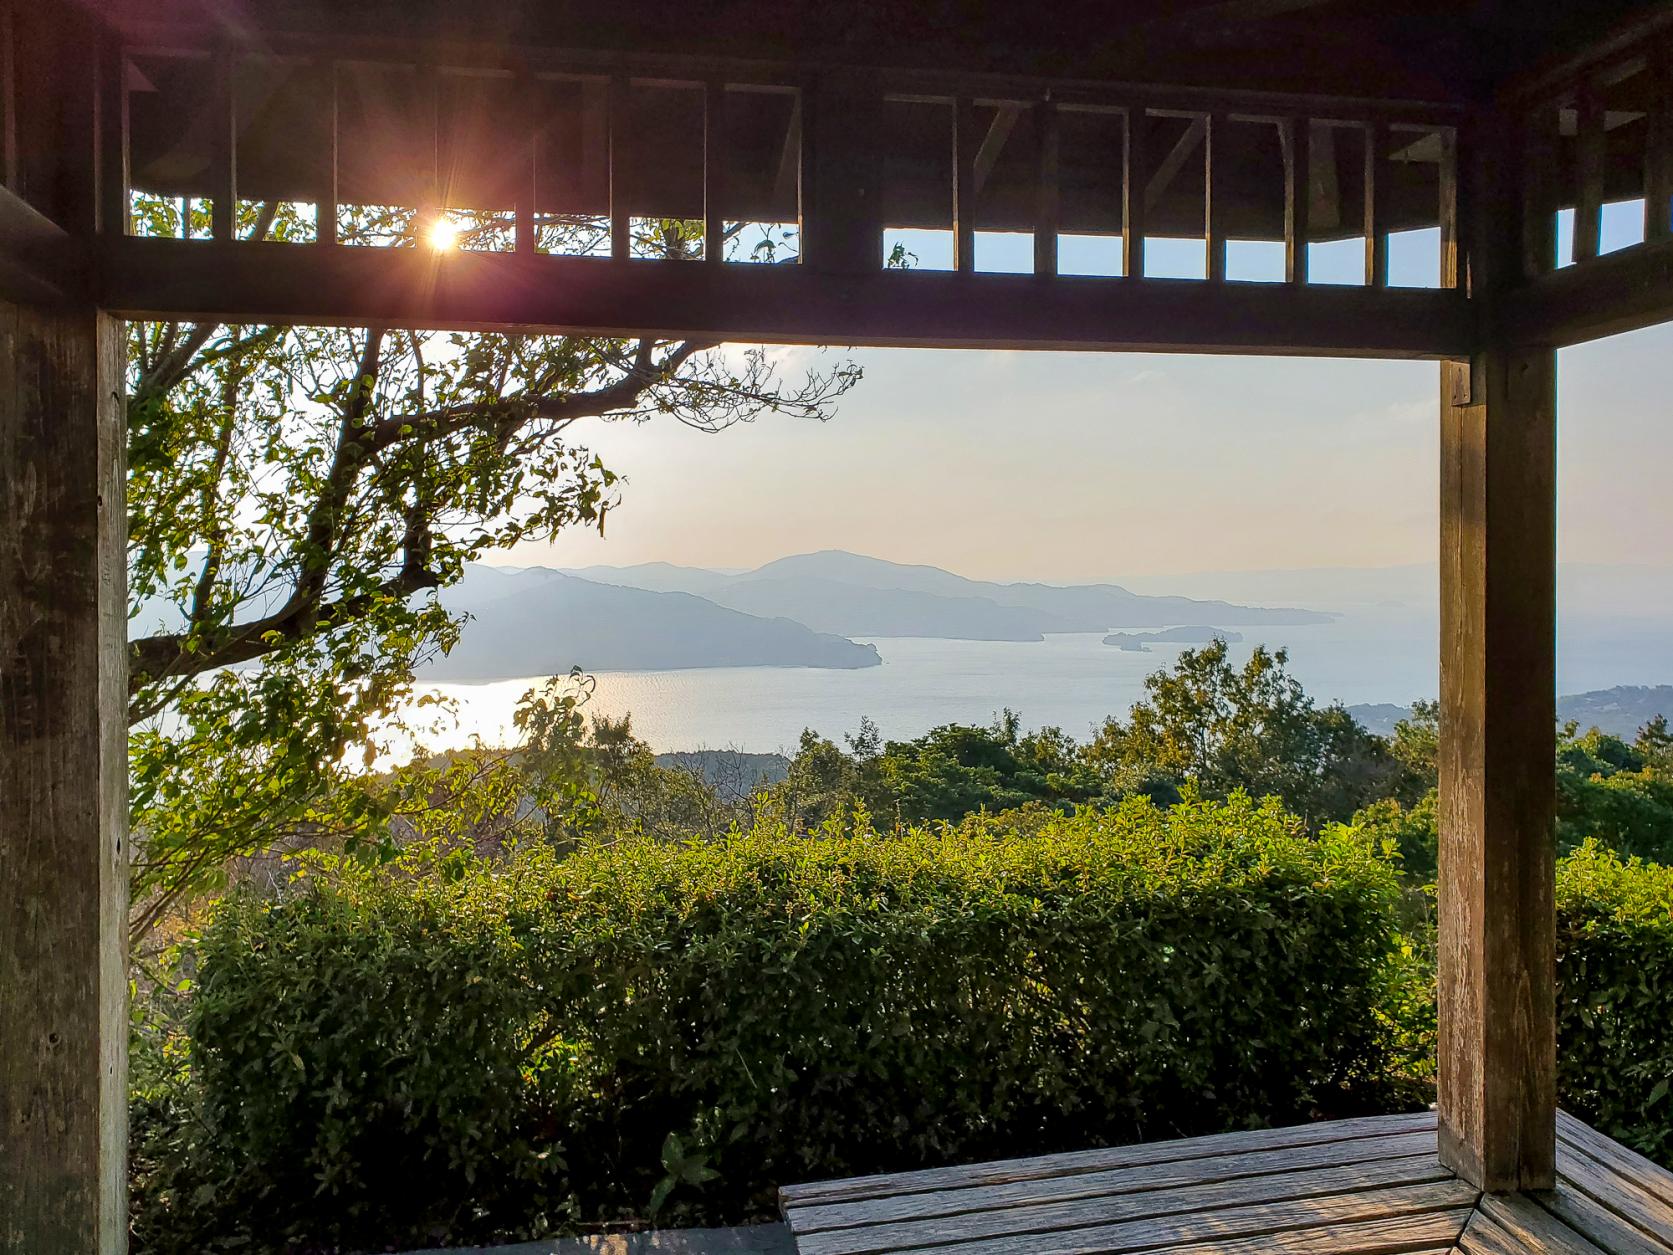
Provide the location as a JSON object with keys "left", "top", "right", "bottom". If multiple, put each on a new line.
{"left": 791, "top": 1133, "right": 1442, "bottom": 1234}
{"left": 1552, "top": 1141, "right": 1673, "bottom": 1247}
{"left": 781, "top": 1111, "right": 1437, "bottom": 1208}
{"left": 915, "top": 1202, "right": 1478, "bottom": 1255}
{"left": 1476, "top": 1194, "right": 1608, "bottom": 1255}
{"left": 1558, "top": 1111, "right": 1673, "bottom": 1210}
{"left": 1532, "top": 1180, "right": 1673, "bottom": 1255}
{"left": 793, "top": 1153, "right": 1458, "bottom": 1255}
{"left": 1436, "top": 103, "right": 1558, "bottom": 1193}
{"left": 0, "top": 298, "right": 128, "bottom": 1254}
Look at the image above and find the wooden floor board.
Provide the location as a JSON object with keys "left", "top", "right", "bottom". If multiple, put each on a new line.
{"left": 792, "top": 1134, "right": 1443, "bottom": 1235}
{"left": 794, "top": 1156, "right": 1458, "bottom": 1255}
{"left": 780, "top": 1112, "right": 1672, "bottom": 1255}
{"left": 1555, "top": 1142, "right": 1673, "bottom": 1246}
{"left": 1531, "top": 1182, "right": 1672, "bottom": 1255}
{"left": 780, "top": 1113, "right": 1438, "bottom": 1210}
{"left": 1557, "top": 1113, "right": 1673, "bottom": 1211}
{"left": 920, "top": 1208, "right": 1478, "bottom": 1255}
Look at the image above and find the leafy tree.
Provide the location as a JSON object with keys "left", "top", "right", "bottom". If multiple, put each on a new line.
{"left": 125, "top": 198, "right": 859, "bottom": 938}
{"left": 878, "top": 711, "right": 1111, "bottom": 824}
{"left": 775, "top": 719, "right": 891, "bottom": 831}
{"left": 1083, "top": 641, "right": 1398, "bottom": 827}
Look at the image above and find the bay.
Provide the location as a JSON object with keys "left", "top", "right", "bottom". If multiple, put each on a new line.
{"left": 401, "top": 608, "right": 1673, "bottom": 755}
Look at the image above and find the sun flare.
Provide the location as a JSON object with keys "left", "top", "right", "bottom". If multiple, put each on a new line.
{"left": 425, "top": 217, "right": 460, "bottom": 252}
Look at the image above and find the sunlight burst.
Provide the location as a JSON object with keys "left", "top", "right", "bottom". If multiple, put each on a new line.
{"left": 426, "top": 217, "right": 460, "bottom": 252}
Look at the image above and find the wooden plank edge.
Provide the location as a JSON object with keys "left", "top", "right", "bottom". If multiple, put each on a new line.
{"left": 788, "top": 1137, "right": 1447, "bottom": 1236}
{"left": 1557, "top": 1111, "right": 1673, "bottom": 1210}
{"left": 789, "top": 1155, "right": 1461, "bottom": 1255}
{"left": 779, "top": 1112, "right": 1439, "bottom": 1210}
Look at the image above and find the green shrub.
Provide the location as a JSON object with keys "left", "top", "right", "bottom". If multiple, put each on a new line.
{"left": 1557, "top": 841, "right": 1673, "bottom": 1163}
{"left": 132, "top": 796, "right": 1409, "bottom": 1252}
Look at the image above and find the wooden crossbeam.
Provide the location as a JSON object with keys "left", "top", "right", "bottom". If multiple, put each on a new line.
{"left": 1499, "top": 235, "right": 1673, "bottom": 347}
{"left": 772, "top": 93, "right": 801, "bottom": 211}
{"left": 972, "top": 102, "right": 1022, "bottom": 197}
{"left": 1144, "top": 115, "right": 1205, "bottom": 214}
{"left": 98, "top": 236, "right": 1474, "bottom": 357}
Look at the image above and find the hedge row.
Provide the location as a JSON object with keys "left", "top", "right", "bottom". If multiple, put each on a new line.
{"left": 1556, "top": 840, "right": 1673, "bottom": 1164}
{"left": 131, "top": 797, "right": 1409, "bottom": 1252}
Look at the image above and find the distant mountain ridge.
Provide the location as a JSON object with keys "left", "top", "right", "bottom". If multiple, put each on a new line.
{"left": 568, "top": 550, "right": 1333, "bottom": 642}
{"left": 426, "top": 572, "right": 880, "bottom": 680}
{"left": 1347, "top": 687, "right": 1673, "bottom": 739}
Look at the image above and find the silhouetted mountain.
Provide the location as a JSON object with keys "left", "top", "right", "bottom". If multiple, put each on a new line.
{"left": 713, "top": 577, "right": 1050, "bottom": 641}
{"left": 427, "top": 572, "right": 880, "bottom": 680}
{"left": 572, "top": 550, "right": 1333, "bottom": 640}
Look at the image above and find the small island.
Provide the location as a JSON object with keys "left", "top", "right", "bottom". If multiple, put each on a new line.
{"left": 1103, "top": 626, "right": 1243, "bottom": 652}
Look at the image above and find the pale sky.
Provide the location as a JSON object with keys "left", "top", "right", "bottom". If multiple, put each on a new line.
{"left": 504, "top": 211, "right": 1673, "bottom": 586}
{"left": 501, "top": 323, "right": 1671, "bottom": 585}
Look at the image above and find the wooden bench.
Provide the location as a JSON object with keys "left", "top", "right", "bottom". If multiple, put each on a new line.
{"left": 778, "top": 1110, "right": 1673, "bottom": 1255}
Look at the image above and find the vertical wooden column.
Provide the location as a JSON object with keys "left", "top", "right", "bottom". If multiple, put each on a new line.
{"left": 0, "top": 298, "right": 129, "bottom": 1253}
{"left": 802, "top": 73, "right": 880, "bottom": 273}
{"left": 1436, "top": 110, "right": 1557, "bottom": 1196}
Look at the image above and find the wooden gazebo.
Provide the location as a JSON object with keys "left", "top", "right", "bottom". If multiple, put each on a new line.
{"left": 3, "top": 2, "right": 1673, "bottom": 1252}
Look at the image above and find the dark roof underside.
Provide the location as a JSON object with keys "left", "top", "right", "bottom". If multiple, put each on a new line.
{"left": 90, "top": 0, "right": 1670, "bottom": 107}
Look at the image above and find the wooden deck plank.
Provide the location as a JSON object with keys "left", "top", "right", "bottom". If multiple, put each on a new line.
{"left": 780, "top": 1112, "right": 1438, "bottom": 1208}
{"left": 1552, "top": 1142, "right": 1673, "bottom": 1250}
{"left": 913, "top": 1207, "right": 1476, "bottom": 1255}
{"left": 1459, "top": 1210, "right": 1539, "bottom": 1255}
{"left": 793, "top": 1154, "right": 1458, "bottom": 1255}
{"left": 1558, "top": 1112, "right": 1673, "bottom": 1211}
{"left": 809, "top": 1179, "right": 1479, "bottom": 1255}
{"left": 1476, "top": 1195, "right": 1611, "bottom": 1255}
{"left": 791, "top": 1135, "right": 1445, "bottom": 1236}
{"left": 1530, "top": 1181, "right": 1673, "bottom": 1255}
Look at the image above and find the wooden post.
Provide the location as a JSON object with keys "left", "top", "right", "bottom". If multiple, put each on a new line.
{"left": 802, "top": 73, "right": 880, "bottom": 273}
{"left": 1436, "top": 110, "right": 1557, "bottom": 1195}
{"left": 0, "top": 298, "right": 129, "bottom": 1253}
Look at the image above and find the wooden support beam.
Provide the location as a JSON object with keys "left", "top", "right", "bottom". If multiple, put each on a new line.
{"left": 1438, "top": 346, "right": 1558, "bottom": 1195}
{"left": 515, "top": 73, "right": 535, "bottom": 255}
{"left": 1364, "top": 120, "right": 1388, "bottom": 287}
{"left": 317, "top": 62, "right": 338, "bottom": 246}
{"left": 1440, "top": 127, "right": 1459, "bottom": 290}
{"left": 1500, "top": 234, "right": 1673, "bottom": 348}
{"left": 802, "top": 74, "right": 879, "bottom": 273}
{"left": 0, "top": 296, "right": 129, "bottom": 1255}
{"left": 1034, "top": 99, "right": 1058, "bottom": 278}
{"left": 954, "top": 96, "right": 977, "bottom": 273}
{"left": 972, "top": 103, "right": 1021, "bottom": 198}
{"left": 1644, "top": 49, "right": 1672, "bottom": 244}
{"left": 608, "top": 74, "right": 630, "bottom": 260}
{"left": 1207, "top": 111, "right": 1227, "bottom": 282}
{"left": 1144, "top": 114, "right": 1205, "bottom": 214}
{"left": 1521, "top": 108, "right": 1557, "bottom": 279}
{"left": 209, "top": 48, "right": 235, "bottom": 240}
{"left": 1436, "top": 109, "right": 1557, "bottom": 1195}
{"left": 1574, "top": 87, "right": 1605, "bottom": 264}
{"left": 704, "top": 79, "right": 725, "bottom": 265}
{"left": 772, "top": 93, "right": 801, "bottom": 214}
{"left": 99, "top": 233, "right": 1474, "bottom": 358}
{"left": 1125, "top": 108, "right": 1147, "bottom": 279}
{"left": 1283, "top": 116, "right": 1310, "bottom": 284}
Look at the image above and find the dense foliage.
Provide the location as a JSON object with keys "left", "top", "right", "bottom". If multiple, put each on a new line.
{"left": 1555, "top": 842, "right": 1673, "bottom": 1164}
{"left": 131, "top": 798, "right": 1412, "bottom": 1252}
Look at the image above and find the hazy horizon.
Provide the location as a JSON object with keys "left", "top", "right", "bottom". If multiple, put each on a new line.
{"left": 489, "top": 322, "right": 1673, "bottom": 597}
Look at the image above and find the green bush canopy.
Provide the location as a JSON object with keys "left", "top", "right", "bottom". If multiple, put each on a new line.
{"left": 133, "top": 798, "right": 1405, "bottom": 1250}
{"left": 130, "top": 801, "right": 1673, "bottom": 1253}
